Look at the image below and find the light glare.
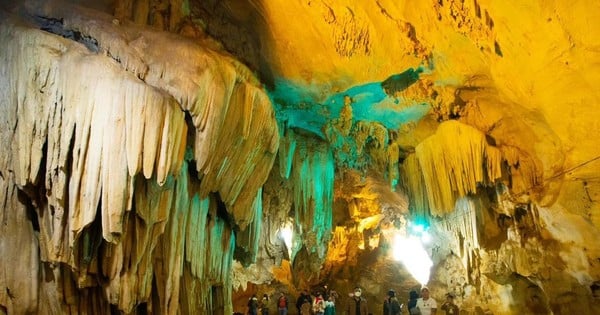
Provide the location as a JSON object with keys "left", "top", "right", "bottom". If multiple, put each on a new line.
{"left": 421, "top": 231, "right": 431, "bottom": 243}
{"left": 392, "top": 233, "right": 433, "bottom": 285}
{"left": 412, "top": 224, "right": 425, "bottom": 233}
{"left": 279, "top": 224, "right": 293, "bottom": 257}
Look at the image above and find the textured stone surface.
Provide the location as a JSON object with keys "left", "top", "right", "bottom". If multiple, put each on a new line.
{"left": 0, "top": 1, "right": 277, "bottom": 313}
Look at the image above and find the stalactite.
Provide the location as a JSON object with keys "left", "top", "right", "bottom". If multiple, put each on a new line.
{"left": 387, "top": 141, "right": 401, "bottom": 189}
{"left": 23, "top": 1, "right": 279, "bottom": 229}
{"left": 0, "top": 3, "right": 277, "bottom": 312}
{"left": 102, "top": 173, "right": 175, "bottom": 312}
{"left": 411, "top": 120, "right": 502, "bottom": 216}
{"left": 197, "top": 81, "right": 278, "bottom": 231}
{"left": 291, "top": 135, "right": 335, "bottom": 260}
{"left": 229, "top": 158, "right": 296, "bottom": 291}
{"left": 0, "top": 20, "right": 188, "bottom": 255}
{"left": 152, "top": 162, "right": 236, "bottom": 315}
{"left": 0, "top": 173, "right": 40, "bottom": 314}
{"left": 440, "top": 197, "right": 481, "bottom": 269}
{"left": 501, "top": 146, "right": 541, "bottom": 196}
{"left": 278, "top": 130, "right": 297, "bottom": 179}
{"left": 236, "top": 189, "right": 264, "bottom": 265}
{"left": 400, "top": 154, "right": 431, "bottom": 221}
{"left": 185, "top": 194, "right": 211, "bottom": 280}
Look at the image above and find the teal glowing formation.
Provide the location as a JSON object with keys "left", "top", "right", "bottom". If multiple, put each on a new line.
{"left": 269, "top": 67, "right": 430, "bottom": 138}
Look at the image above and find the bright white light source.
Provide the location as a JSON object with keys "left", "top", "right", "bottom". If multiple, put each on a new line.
{"left": 392, "top": 233, "right": 433, "bottom": 285}
{"left": 412, "top": 224, "right": 425, "bottom": 234}
{"left": 420, "top": 231, "right": 431, "bottom": 244}
{"left": 279, "top": 223, "right": 293, "bottom": 257}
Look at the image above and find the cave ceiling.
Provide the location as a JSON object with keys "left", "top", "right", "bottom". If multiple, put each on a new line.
{"left": 188, "top": 0, "right": 600, "bottom": 207}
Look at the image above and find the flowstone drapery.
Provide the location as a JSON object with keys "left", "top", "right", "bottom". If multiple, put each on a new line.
{"left": 0, "top": 3, "right": 278, "bottom": 313}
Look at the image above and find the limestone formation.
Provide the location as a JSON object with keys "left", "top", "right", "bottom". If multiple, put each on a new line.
{"left": 0, "top": 1, "right": 277, "bottom": 313}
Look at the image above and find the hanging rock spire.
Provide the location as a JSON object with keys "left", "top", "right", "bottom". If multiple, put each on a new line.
{"left": 0, "top": 1, "right": 278, "bottom": 313}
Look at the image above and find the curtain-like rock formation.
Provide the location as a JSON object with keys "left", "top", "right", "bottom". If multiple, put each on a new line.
{"left": 0, "top": 1, "right": 278, "bottom": 313}
{"left": 402, "top": 120, "right": 503, "bottom": 216}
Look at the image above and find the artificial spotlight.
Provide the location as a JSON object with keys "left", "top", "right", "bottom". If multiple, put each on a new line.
{"left": 279, "top": 222, "right": 294, "bottom": 257}
{"left": 391, "top": 233, "right": 433, "bottom": 285}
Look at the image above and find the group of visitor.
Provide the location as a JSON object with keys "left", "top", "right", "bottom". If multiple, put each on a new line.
{"left": 294, "top": 286, "right": 337, "bottom": 315}
{"left": 248, "top": 285, "right": 337, "bottom": 315}
{"left": 246, "top": 294, "right": 266, "bottom": 315}
{"left": 247, "top": 285, "right": 459, "bottom": 315}
{"left": 405, "top": 286, "right": 459, "bottom": 315}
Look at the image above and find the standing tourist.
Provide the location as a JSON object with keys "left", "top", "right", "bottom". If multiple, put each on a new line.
{"left": 313, "top": 292, "right": 326, "bottom": 315}
{"left": 261, "top": 294, "right": 270, "bottom": 315}
{"left": 324, "top": 295, "right": 336, "bottom": 315}
{"left": 383, "top": 289, "right": 402, "bottom": 315}
{"left": 415, "top": 287, "right": 437, "bottom": 315}
{"left": 248, "top": 294, "right": 259, "bottom": 315}
{"left": 346, "top": 287, "right": 369, "bottom": 315}
{"left": 277, "top": 293, "right": 289, "bottom": 315}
